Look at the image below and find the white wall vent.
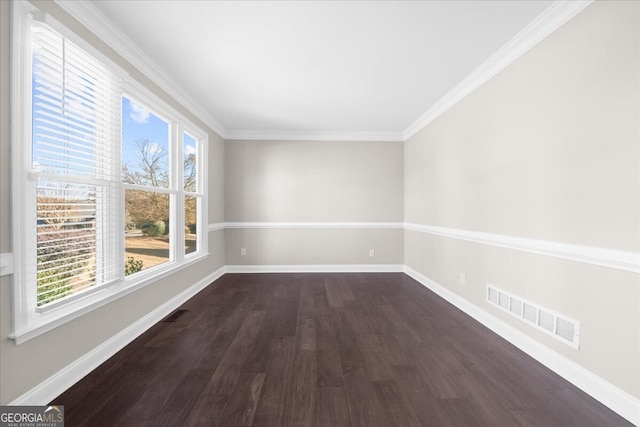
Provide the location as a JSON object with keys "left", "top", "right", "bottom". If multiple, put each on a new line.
{"left": 488, "top": 287, "right": 499, "bottom": 304}
{"left": 486, "top": 284, "right": 580, "bottom": 349}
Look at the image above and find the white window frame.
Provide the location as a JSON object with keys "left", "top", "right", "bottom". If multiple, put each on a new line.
{"left": 10, "top": 1, "right": 209, "bottom": 344}
{"left": 120, "top": 83, "right": 209, "bottom": 276}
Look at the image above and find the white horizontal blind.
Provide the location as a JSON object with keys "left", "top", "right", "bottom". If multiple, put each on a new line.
{"left": 31, "top": 22, "right": 123, "bottom": 307}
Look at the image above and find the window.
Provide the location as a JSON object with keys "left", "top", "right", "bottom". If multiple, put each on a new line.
{"left": 121, "top": 97, "right": 206, "bottom": 273}
{"left": 183, "top": 132, "right": 202, "bottom": 256}
{"left": 31, "top": 18, "right": 122, "bottom": 307}
{"left": 11, "top": 4, "right": 208, "bottom": 342}
{"left": 122, "top": 97, "right": 172, "bottom": 273}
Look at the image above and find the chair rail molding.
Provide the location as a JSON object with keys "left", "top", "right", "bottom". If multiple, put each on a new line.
{"left": 405, "top": 222, "right": 640, "bottom": 274}
{"left": 210, "top": 221, "right": 639, "bottom": 273}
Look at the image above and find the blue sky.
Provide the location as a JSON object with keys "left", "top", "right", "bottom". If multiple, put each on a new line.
{"left": 121, "top": 97, "right": 197, "bottom": 181}
{"left": 121, "top": 97, "right": 169, "bottom": 176}
{"left": 31, "top": 89, "right": 195, "bottom": 183}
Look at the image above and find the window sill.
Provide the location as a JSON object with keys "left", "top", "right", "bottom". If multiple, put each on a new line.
{"left": 9, "top": 252, "right": 209, "bottom": 345}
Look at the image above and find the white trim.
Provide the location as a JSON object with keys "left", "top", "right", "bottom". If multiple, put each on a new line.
{"left": 53, "top": 0, "right": 226, "bottom": 139}
{"left": 0, "top": 253, "right": 13, "bottom": 276}
{"left": 52, "top": 1, "right": 593, "bottom": 144}
{"left": 224, "top": 221, "right": 404, "bottom": 230}
{"left": 10, "top": 253, "right": 208, "bottom": 345}
{"left": 9, "top": 265, "right": 638, "bottom": 424}
{"left": 31, "top": 7, "right": 128, "bottom": 80}
{"left": 208, "top": 222, "right": 226, "bottom": 232}
{"left": 403, "top": 0, "right": 593, "bottom": 140}
{"left": 52, "top": 1, "right": 593, "bottom": 143}
{"left": 209, "top": 221, "right": 404, "bottom": 232}
{"left": 199, "top": 129, "right": 209, "bottom": 254}
{"left": 225, "top": 264, "right": 405, "bottom": 273}
{"left": 224, "top": 129, "right": 404, "bottom": 142}
{"left": 403, "top": 266, "right": 640, "bottom": 426}
{"left": 10, "top": 2, "right": 213, "bottom": 341}
{"left": 12, "top": 265, "right": 637, "bottom": 424}
{"left": 405, "top": 223, "right": 640, "bottom": 273}
{"left": 9, "top": 266, "right": 225, "bottom": 406}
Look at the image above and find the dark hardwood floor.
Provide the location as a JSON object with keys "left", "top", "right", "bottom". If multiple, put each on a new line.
{"left": 52, "top": 273, "right": 633, "bottom": 426}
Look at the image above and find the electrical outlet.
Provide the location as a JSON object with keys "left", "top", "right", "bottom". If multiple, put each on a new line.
{"left": 459, "top": 272, "right": 466, "bottom": 285}
{"left": 369, "top": 249, "right": 375, "bottom": 258}
{"left": 240, "top": 248, "right": 246, "bottom": 256}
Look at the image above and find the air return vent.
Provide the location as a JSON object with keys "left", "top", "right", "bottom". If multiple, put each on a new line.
{"left": 486, "top": 285, "right": 580, "bottom": 349}
{"left": 488, "top": 287, "right": 499, "bottom": 304}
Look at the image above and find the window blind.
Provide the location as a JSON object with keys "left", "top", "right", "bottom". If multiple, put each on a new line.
{"left": 31, "top": 22, "right": 123, "bottom": 307}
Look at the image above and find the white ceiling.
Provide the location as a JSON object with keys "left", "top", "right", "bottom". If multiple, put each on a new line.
{"left": 87, "top": 0, "right": 554, "bottom": 140}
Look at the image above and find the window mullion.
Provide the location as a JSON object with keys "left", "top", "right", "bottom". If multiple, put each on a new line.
{"left": 174, "top": 122, "right": 185, "bottom": 264}
{"left": 122, "top": 182, "right": 176, "bottom": 194}
{"left": 198, "top": 133, "right": 208, "bottom": 255}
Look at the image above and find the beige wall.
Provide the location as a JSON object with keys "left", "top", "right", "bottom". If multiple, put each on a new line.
{"left": 0, "top": 1, "right": 225, "bottom": 404}
{"left": 2, "top": 0, "right": 638, "bottom": 410}
{"left": 404, "top": 0, "right": 639, "bottom": 398}
{"left": 225, "top": 140, "right": 403, "bottom": 222}
{"left": 225, "top": 139, "right": 404, "bottom": 265}
{"left": 226, "top": 228, "right": 403, "bottom": 266}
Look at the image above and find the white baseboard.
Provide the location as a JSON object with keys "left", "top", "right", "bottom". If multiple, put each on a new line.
{"left": 10, "top": 265, "right": 639, "bottom": 426}
{"left": 9, "top": 266, "right": 225, "bottom": 406}
{"left": 224, "top": 264, "right": 405, "bottom": 273}
{"left": 403, "top": 266, "right": 640, "bottom": 426}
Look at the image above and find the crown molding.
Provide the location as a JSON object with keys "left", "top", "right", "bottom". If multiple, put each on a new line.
{"left": 403, "top": 0, "right": 593, "bottom": 141}
{"left": 224, "top": 129, "right": 405, "bottom": 142}
{"left": 225, "top": 264, "right": 405, "bottom": 273}
{"left": 53, "top": 0, "right": 592, "bottom": 143}
{"left": 53, "top": 0, "right": 227, "bottom": 139}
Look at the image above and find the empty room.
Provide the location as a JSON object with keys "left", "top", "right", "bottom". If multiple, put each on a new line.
{"left": 0, "top": 0, "right": 638, "bottom": 426}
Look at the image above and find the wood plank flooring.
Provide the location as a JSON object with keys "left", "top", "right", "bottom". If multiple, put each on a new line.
{"left": 52, "top": 273, "right": 633, "bottom": 426}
